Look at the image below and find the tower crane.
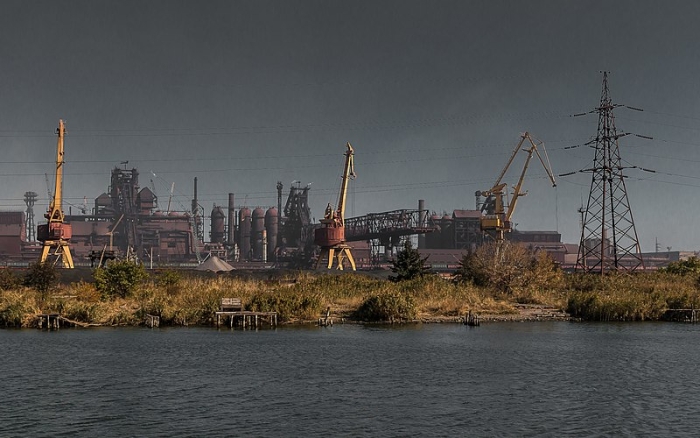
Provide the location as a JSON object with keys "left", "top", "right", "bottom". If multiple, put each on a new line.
{"left": 314, "top": 142, "right": 356, "bottom": 270}
{"left": 480, "top": 132, "right": 556, "bottom": 244}
{"left": 37, "top": 120, "right": 74, "bottom": 268}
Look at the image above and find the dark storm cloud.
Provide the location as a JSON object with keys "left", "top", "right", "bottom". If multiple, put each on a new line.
{"left": 2, "top": 0, "right": 700, "bottom": 250}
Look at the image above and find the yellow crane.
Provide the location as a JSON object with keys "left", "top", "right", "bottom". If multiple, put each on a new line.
{"left": 314, "top": 142, "right": 356, "bottom": 270}
{"left": 480, "top": 132, "right": 556, "bottom": 243}
{"left": 37, "top": 120, "right": 74, "bottom": 268}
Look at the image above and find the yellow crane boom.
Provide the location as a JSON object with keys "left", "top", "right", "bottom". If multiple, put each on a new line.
{"left": 46, "top": 120, "right": 66, "bottom": 222}
{"left": 38, "top": 120, "right": 74, "bottom": 268}
{"left": 335, "top": 142, "right": 356, "bottom": 226}
{"left": 480, "top": 132, "right": 556, "bottom": 243}
{"left": 506, "top": 133, "right": 556, "bottom": 222}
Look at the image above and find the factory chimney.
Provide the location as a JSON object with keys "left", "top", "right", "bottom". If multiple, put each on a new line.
{"left": 418, "top": 199, "right": 426, "bottom": 249}
{"left": 228, "top": 193, "right": 235, "bottom": 245}
{"left": 192, "top": 177, "right": 198, "bottom": 215}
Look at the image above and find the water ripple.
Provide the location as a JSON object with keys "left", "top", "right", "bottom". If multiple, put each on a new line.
{"left": 1, "top": 323, "right": 699, "bottom": 436}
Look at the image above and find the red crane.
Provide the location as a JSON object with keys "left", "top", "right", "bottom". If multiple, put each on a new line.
{"left": 314, "top": 143, "right": 356, "bottom": 270}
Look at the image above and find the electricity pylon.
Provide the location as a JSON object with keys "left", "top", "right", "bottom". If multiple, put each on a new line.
{"left": 576, "top": 72, "right": 644, "bottom": 273}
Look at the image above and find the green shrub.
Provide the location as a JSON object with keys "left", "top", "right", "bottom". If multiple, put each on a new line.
{"left": 0, "top": 269, "right": 20, "bottom": 291}
{"left": 93, "top": 261, "right": 148, "bottom": 298}
{"left": 663, "top": 257, "right": 700, "bottom": 275}
{"left": 389, "top": 240, "right": 429, "bottom": 282}
{"left": 23, "top": 262, "right": 59, "bottom": 294}
{"left": 354, "top": 291, "right": 416, "bottom": 322}
{"left": 453, "top": 252, "right": 489, "bottom": 286}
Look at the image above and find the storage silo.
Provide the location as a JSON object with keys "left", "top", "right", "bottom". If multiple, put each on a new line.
{"left": 210, "top": 205, "right": 225, "bottom": 244}
{"left": 252, "top": 207, "right": 265, "bottom": 260}
{"left": 239, "top": 207, "right": 251, "bottom": 260}
{"left": 265, "top": 207, "right": 278, "bottom": 260}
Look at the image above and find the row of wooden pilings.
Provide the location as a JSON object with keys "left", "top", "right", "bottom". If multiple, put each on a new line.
{"left": 215, "top": 311, "right": 278, "bottom": 329}
{"left": 37, "top": 314, "right": 61, "bottom": 330}
{"left": 465, "top": 310, "right": 480, "bottom": 327}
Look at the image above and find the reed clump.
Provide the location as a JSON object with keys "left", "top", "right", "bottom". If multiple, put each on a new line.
{"left": 354, "top": 291, "right": 416, "bottom": 322}
{"left": 0, "top": 289, "right": 40, "bottom": 327}
{"left": 565, "top": 272, "right": 700, "bottom": 321}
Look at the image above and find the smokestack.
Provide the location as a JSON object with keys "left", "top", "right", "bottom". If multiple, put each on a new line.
{"left": 418, "top": 199, "right": 426, "bottom": 249}
{"left": 192, "top": 177, "right": 198, "bottom": 214}
{"left": 276, "top": 181, "right": 283, "bottom": 223}
{"left": 228, "top": 193, "right": 235, "bottom": 245}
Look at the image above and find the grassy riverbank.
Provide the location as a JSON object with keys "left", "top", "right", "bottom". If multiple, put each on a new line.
{"left": 2, "top": 266, "right": 699, "bottom": 328}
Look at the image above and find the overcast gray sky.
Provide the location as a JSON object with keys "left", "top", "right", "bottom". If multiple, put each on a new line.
{"left": 2, "top": 0, "right": 700, "bottom": 251}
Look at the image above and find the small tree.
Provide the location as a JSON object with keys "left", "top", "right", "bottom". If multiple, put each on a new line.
{"left": 94, "top": 260, "right": 148, "bottom": 298}
{"left": 23, "top": 262, "right": 59, "bottom": 294}
{"left": 663, "top": 257, "right": 700, "bottom": 276}
{"left": 453, "top": 252, "right": 489, "bottom": 286}
{"left": 389, "top": 240, "right": 429, "bottom": 282}
{"left": 453, "top": 241, "right": 557, "bottom": 294}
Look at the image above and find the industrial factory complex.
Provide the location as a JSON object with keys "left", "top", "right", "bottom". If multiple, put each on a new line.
{"left": 0, "top": 163, "right": 571, "bottom": 270}
{"left": 1, "top": 76, "right": 695, "bottom": 272}
{"left": 0, "top": 123, "right": 581, "bottom": 271}
{"left": 0, "top": 159, "right": 689, "bottom": 272}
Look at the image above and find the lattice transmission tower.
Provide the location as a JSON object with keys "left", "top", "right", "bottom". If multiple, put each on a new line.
{"left": 576, "top": 72, "right": 644, "bottom": 273}
{"left": 24, "top": 191, "right": 38, "bottom": 242}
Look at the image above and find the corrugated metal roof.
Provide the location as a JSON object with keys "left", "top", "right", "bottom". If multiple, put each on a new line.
{"left": 452, "top": 209, "right": 482, "bottom": 219}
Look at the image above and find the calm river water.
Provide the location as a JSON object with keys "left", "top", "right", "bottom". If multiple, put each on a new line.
{"left": 1, "top": 322, "right": 698, "bottom": 436}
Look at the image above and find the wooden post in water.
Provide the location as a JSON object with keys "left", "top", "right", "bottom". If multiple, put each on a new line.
{"left": 465, "top": 310, "right": 480, "bottom": 327}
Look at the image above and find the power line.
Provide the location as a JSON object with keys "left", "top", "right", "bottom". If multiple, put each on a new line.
{"left": 0, "top": 109, "right": 576, "bottom": 139}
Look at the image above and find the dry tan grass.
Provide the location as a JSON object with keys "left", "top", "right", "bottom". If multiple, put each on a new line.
{"left": 2, "top": 270, "right": 698, "bottom": 326}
